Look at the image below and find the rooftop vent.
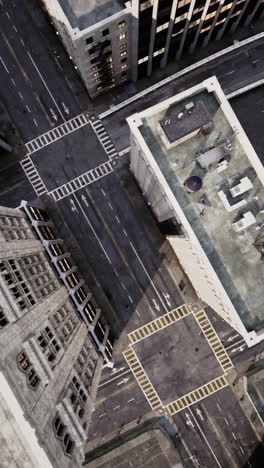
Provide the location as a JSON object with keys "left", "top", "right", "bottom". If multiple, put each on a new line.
{"left": 184, "top": 176, "right": 203, "bottom": 193}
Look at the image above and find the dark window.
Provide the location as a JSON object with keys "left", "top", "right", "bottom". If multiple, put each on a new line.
{"left": 86, "top": 36, "right": 93, "bottom": 45}
{"left": 121, "top": 71, "right": 127, "bottom": 78}
{"left": 102, "top": 28, "right": 109, "bottom": 36}
{"left": 121, "top": 57, "right": 127, "bottom": 63}
{"left": 0, "top": 309, "right": 8, "bottom": 329}
{"left": 90, "top": 57, "right": 98, "bottom": 65}
{"left": 179, "top": 280, "right": 185, "bottom": 291}
{"left": 89, "top": 47, "right": 95, "bottom": 56}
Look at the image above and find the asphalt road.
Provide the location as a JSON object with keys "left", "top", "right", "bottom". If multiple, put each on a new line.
{"left": 0, "top": 2, "right": 263, "bottom": 466}
{"left": 0, "top": 0, "right": 79, "bottom": 140}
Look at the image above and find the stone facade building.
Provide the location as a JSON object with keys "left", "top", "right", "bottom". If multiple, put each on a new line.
{"left": 0, "top": 204, "right": 113, "bottom": 468}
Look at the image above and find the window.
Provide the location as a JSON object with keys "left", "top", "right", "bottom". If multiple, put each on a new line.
{"left": 85, "top": 36, "right": 93, "bottom": 45}
{"left": 17, "top": 351, "right": 40, "bottom": 390}
{"left": 89, "top": 47, "right": 95, "bottom": 56}
{"left": 179, "top": 280, "right": 185, "bottom": 291}
{"left": 120, "top": 50, "right": 127, "bottom": 57}
{"left": 119, "top": 32, "right": 126, "bottom": 40}
{"left": 97, "top": 85, "right": 102, "bottom": 91}
{"left": 0, "top": 308, "right": 8, "bottom": 329}
{"left": 90, "top": 57, "right": 98, "bottom": 65}
{"left": 94, "top": 72, "right": 99, "bottom": 78}
{"left": 106, "top": 56, "right": 112, "bottom": 63}
{"left": 121, "top": 57, "right": 127, "bottom": 63}
{"left": 118, "top": 21, "right": 126, "bottom": 29}
{"left": 121, "top": 63, "right": 127, "bottom": 69}
{"left": 91, "top": 65, "right": 98, "bottom": 71}
{"left": 120, "top": 43, "right": 127, "bottom": 51}
{"left": 102, "top": 28, "right": 109, "bottom": 36}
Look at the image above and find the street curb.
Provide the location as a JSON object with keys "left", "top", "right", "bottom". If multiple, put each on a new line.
{"left": 99, "top": 32, "right": 264, "bottom": 120}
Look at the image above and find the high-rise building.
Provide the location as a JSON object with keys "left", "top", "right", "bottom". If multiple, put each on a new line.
{"left": 135, "top": 0, "right": 264, "bottom": 79}
{"left": 42, "top": 0, "right": 263, "bottom": 97}
{"left": 127, "top": 76, "right": 264, "bottom": 347}
{"left": 42, "top": 0, "right": 132, "bottom": 98}
{"left": 0, "top": 203, "right": 114, "bottom": 468}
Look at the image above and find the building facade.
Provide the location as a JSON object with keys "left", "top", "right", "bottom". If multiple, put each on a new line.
{"left": 135, "top": 0, "right": 264, "bottom": 79}
{"left": 127, "top": 76, "right": 264, "bottom": 347}
{"left": 0, "top": 204, "right": 114, "bottom": 467}
{"left": 42, "top": 0, "right": 263, "bottom": 97}
{"left": 42, "top": 0, "right": 132, "bottom": 98}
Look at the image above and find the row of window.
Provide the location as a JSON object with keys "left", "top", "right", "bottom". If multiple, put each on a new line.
{"left": 85, "top": 20, "right": 126, "bottom": 45}
{"left": 53, "top": 414, "right": 75, "bottom": 457}
{"left": 17, "top": 351, "right": 40, "bottom": 389}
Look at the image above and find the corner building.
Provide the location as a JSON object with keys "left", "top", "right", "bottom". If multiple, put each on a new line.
{"left": 0, "top": 204, "right": 113, "bottom": 467}
{"left": 127, "top": 76, "right": 264, "bottom": 347}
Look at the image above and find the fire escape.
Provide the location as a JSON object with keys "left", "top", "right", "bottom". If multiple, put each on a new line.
{"left": 94, "top": 39, "right": 113, "bottom": 89}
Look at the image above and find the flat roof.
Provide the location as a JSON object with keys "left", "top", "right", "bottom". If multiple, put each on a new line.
{"left": 159, "top": 100, "right": 211, "bottom": 143}
{"left": 130, "top": 79, "right": 264, "bottom": 334}
{"left": 57, "top": 0, "right": 125, "bottom": 30}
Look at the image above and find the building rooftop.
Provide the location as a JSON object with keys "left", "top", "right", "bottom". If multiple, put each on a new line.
{"left": 133, "top": 80, "right": 264, "bottom": 334}
{"left": 57, "top": 0, "right": 125, "bottom": 30}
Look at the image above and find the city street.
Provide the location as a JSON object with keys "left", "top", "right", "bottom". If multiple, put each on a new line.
{"left": 0, "top": 1, "right": 264, "bottom": 466}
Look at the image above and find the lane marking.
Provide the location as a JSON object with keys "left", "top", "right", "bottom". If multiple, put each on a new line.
{"left": 123, "top": 228, "right": 128, "bottom": 237}
{"left": 232, "top": 432, "right": 237, "bottom": 440}
{"left": 224, "top": 418, "right": 229, "bottom": 426}
{"left": 18, "top": 91, "right": 23, "bottom": 101}
{"left": 189, "top": 408, "right": 223, "bottom": 468}
{"left": 240, "top": 447, "right": 245, "bottom": 454}
{"left": 73, "top": 193, "right": 112, "bottom": 265}
{"left": 127, "top": 398, "right": 135, "bottom": 403}
{"left": 113, "top": 405, "right": 120, "bottom": 410}
{"left": 108, "top": 202, "right": 113, "bottom": 210}
{"left": 2, "top": 33, "right": 28, "bottom": 80}
{"left": 99, "top": 413, "right": 106, "bottom": 418}
{"left": 5, "top": 11, "right": 10, "bottom": 20}
{"left": 27, "top": 51, "right": 66, "bottom": 122}
{"left": 12, "top": 25, "right": 18, "bottom": 33}
{"left": 101, "top": 188, "right": 106, "bottom": 196}
{"left": 20, "top": 156, "right": 47, "bottom": 196}
{"left": 128, "top": 295, "right": 133, "bottom": 303}
{"left": 115, "top": 215, "right": 120, "bottom": 224}
{"left": 0, "top": 56, "right": 9, "bottom": 73}
{"left": 26, "top": 105, "right": 31, "bottom": 112}
{"left": 99, "top": 369, "right": 131, "bottom": 388}
{"left": 11, "top": 78, "right": 16, "bottom": 86}
{"left": 33, "top": 118, "right": 38, "bottom": 127}
{"left": 20, "top": 38, "right": 25, "bottom": 46}
{"left": 121, "top": 282, "right": 126, "bottom": 290}
{"left": 114, "top": 268, "right": 119, "bottom": 277}
{"left": 129, "top": 240, "right": 169, "bottom": 313}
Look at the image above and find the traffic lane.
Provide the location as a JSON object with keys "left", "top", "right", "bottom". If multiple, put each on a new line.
{"left": 58, "top": 193, "right": 137, "bottom": 326}
{"left": 90, "top": 381, "right": 150, "bottom": 441}
{"left": 172, "top": 409, "right": 224, "bottom": 468}
{"left": 86, "top": 181, "right": 174, "bottom": 317}
{"left": 203, "top": 387, "right": 260, "bottom": 466}
{"left": 0, "top": 21, "right": 65, "bottom": 128}
{"left": 95, "top": 171, "right": 184, "bottom": 311}
{"left": 2, "top": 1, "right": 78, "bottom": 120}
{"left": 71, "top": 187, "right": 171, "bottom": 323}
{"left": 0, "top": 38, "right": 49, "bottom": 139}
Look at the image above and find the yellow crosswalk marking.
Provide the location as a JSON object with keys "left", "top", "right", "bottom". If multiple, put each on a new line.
{"left": 195, "top": 311, "right": 204, "bottom": 318}
{"left": 206, "top": 331, "right": 215, "bottom": 338}
{"left": 149, "top": 322, "right": 156, "bottom": 332}
{"left": 199, "top": 317, "right": 208, "bottom": 325}
{"left": 134, "top": 369, "right": 144, "bottom": 376}
{"left": 169, "top": 311, "right": 177, "bottom": 321}
{"left": 183, "top": 397, "right": 189, "bottom": 406}
{"left": 152, "top": 401, "right": 162, "bottom": 409}
{"left": 209, "top": 337, "right": 219, "bottom": 344}
{"left": 145, "top": 325, "right": 152, "bottom": 334}
{"left": 167, "top": 313, "right": 174, "bottom": 323}
{"left": 188, "top": 394, "right": 194, "bottom": 403}
{"left": 149, "top": 394, "right": 158, "bottom": 402}
{"left": 156, "top": 318, "right": 163, "bottom": 328}
{"left": 162, "top": 316, "right": 169, "bottom": 325}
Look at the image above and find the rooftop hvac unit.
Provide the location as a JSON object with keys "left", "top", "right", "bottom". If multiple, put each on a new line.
{"left": 229, "top": 176, "right": 253, "bottom": 197}
{"left": 232, "top": 211, "right": 257, "bottom": 232}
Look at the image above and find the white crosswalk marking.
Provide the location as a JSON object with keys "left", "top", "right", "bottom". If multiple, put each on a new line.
{"left": 50, "top": 160, "right": 114, "bottom": 202}
{"left": 25, "top": 113, "right": 90, "bottom": 154}
{"left": 90, "top": 118, "right": 118, "bottom": 160}
{"left": 20, "top": 156, "right": 48, "bottom": 196}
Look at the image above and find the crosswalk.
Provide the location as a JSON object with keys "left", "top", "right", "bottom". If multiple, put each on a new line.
{"left": 25, "top": 113, "right": 89, "bottom": 154}
{"left": 164, "top": 375, "right": 228, "bottom": 416}
{"left": 123, "top": 347, "right": 162, "bottom": 411}
{"left": 128, "top": 304, "right": 191, "bottom": 345}
{"left": 50, "top": 160, "right": 114, "bottom": 202}
{"left": 20, "top": 156, "right": 48, "bottom": 197}
{"left": 193, "top": 309, "right": 234, "bottom": 373}
{"left": 90, "top": 118, "right": 118, "bottom": 160}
